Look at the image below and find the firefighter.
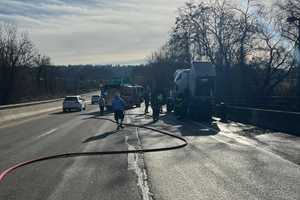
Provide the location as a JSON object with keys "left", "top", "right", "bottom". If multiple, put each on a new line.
{"left": 174, "top": 94, "right": 183, "bottom": 116}
{"left": 151, "top": 93, "right": 160, "bottom": 122}
{"left": 166, "top": 96, "right": 174, "bottom": 113}
{"left": 157, "top": 93, "right": 164, "bottom": 113}
{"left": 99, "top": 95, "right": 105, "bottom": 115}
{"left": 112, "top": 93, "right": 126, "bottom": 129}
{"left": 143, "top": 90, "right": 150, "bottom": 114}
{"left": 174, "top": 93, "right": 187, "bottom": 120}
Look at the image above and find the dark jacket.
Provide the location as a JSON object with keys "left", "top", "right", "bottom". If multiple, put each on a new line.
{"left": 112, "top": 96, "right": 125, "bottom": 111}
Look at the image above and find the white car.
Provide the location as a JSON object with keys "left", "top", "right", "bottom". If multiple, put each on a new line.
{"left": 63, "top": 96, "right": 86, "bottom": 112}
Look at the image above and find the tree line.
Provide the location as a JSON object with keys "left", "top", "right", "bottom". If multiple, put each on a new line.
{"left": 147, "top": 0, "right": 300, "bottom": 111}
{"left": 0, "top": 23, "right": 147, "bottom": 105}
{"left": 2, "top": 0, "right": 300, "bottom": 111}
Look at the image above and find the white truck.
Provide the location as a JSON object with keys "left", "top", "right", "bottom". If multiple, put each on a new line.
{"left": 174, "top": 61, "right": 216, "bottom": 121}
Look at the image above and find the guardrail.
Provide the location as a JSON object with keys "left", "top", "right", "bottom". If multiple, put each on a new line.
{"left": 215, "top": 104, "right": 300, "bottom": 136}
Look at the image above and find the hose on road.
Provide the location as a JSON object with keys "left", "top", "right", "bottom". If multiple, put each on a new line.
{"left": 0, "top": 116, "right": 188, "bottom": 183}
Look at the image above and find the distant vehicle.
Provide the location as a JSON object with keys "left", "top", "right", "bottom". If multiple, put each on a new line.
{"left": 91, "top": 95, "right": 100, "bottom": 104}
{"left": 174, "top": 61, "right": 216, "bottom": 121}
{"left": 103, "top": 83, "right": 144, "bottom": 110}
{"left": 63, "top": 96, "right": 86, "bottom": 112}
{"left": 103, "top": 83, "right": 121, "bottom": 110}
{"left": 121, "top": 85, "right": 144, "bottom": 108}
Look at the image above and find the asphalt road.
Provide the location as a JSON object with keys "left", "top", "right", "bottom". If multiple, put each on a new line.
{"left": 135, "top": 114, "right": 300, "bottom": 200}
{"left": 0, "top": 105, "right": 299, "bottom": 200}
{"left": 0, "top": 104, "right": 142, "bottom": 200}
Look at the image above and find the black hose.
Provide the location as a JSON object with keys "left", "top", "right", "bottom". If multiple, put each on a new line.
{"left": 0, "top": 116, "right": 187, "bottom": 182}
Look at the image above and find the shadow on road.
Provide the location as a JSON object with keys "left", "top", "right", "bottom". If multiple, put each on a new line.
{"left": 80, "top": 111, "right": 106, "bottom": 116}
{"left": 82, "top": 130, "right": 119, "bottom": 143}
{"left": 79, "top": 107, "right": 139, "bottom": 117}
{"left": 159, "top": 113, "right": 219, "bottom": 136}
{"left": 80, "top": 108, "right": 219, "bottom": 137}
{"left": 50, "top": 110, "right": 81, "bottom": 115}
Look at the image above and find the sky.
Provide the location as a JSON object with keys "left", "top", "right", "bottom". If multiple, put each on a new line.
{"left": 0, "top": 0, "right": 275, "bottom": 65}
{"left": 0, "top": 0, "right": 186, "bottom": 65}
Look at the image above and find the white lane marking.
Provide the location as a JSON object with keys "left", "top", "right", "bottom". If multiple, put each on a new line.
{"left": 126, "top": 114, "right": 132, "bottom": 124}
{"left": 125, "top": 136, "right": 136, "bottom": 170}
{"left": 125, "top": 127, "right": 153, "bottom": 200}
{"left": 37, "top": 128, "right": 58, "bottom": 139}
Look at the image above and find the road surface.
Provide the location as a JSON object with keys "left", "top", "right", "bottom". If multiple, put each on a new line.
{"left": 0, "top": 105, "right": 142, "bottom": 200}
{"left": 0, "top": 104, "right": 299, "bottom": 200}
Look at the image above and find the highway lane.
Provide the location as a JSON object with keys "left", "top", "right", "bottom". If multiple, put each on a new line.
{"left": 134, "top": 113, "right": 300, "bottom": 200}
{"left": 1, "top": 105, "right": 299, "bottom": 200}
{"left": 0, "top": 105, "right": 143, "bottom": 200}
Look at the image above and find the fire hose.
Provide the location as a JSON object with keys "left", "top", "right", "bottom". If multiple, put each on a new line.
{"left": 0, "top": 117, "right": 188, "bottom": 183}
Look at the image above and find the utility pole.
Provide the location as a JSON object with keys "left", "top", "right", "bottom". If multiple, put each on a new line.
{"left": 287, "top": 16, "right": 300, "bottom": 110}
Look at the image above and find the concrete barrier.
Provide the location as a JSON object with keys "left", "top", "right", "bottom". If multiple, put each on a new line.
{"left": 215, "top": 105, "right": 300, "bottom": 136}
{"left": 0, "top": 92, "right": 97, "bottom": 125}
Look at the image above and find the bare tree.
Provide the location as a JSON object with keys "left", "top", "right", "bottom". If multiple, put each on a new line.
{"left": 0, "top": 23, "right": 36, "bottom": 104}
{"left": 253, "top": 9, "right": 294, "bottom": 97}
{"left": 276, "top": 0, "right": 300, "bottom": 43}
{"left": 147, "top": 0, "right": 297, "bottom": 109}
{"left": 275, "top": 0, "right": 300, "bottom": 109}
{"left": 33, "top": 54, "right": 51, "bottom": 94}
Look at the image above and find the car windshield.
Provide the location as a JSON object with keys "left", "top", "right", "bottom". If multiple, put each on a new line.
{"left": 64, "top": 97, "right": 78, "bottom": 101}
{"left": 1, "top": 0, "right": 300, "bottom": 200}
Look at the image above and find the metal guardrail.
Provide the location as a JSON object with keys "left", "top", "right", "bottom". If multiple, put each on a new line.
{"left": 217, "top": 96, "right": 300, "bottom": 112}
{"left": 227, "top": 105, "right": 300, "bottom": 114}
{"left": 0, "top": 98, "right": 64, "bottom": 110}
{"left": 214, "top": 104, "right": 300, "bottom": 135}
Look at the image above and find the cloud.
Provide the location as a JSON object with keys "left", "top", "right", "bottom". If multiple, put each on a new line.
{"left": 1, "top": 0, "right": 274, "bottom": 65}
{"left": 0, "top": 0, "right": 186, "bottom": 64}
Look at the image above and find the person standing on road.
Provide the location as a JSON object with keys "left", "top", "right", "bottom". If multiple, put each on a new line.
{"left": 157, "top": 93, "right": 164, "bottom": 113}
{"left": 143, "top": 91, "right": 150, "bottom": 114}
{"left": 112, "top": 92, "right": 126, "bottom": 129}
{"left": 99, "top": 95, "right": 105, "bottom": 115}
{"left": 151, "top": 92, "right": 160, "bottom": 122}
